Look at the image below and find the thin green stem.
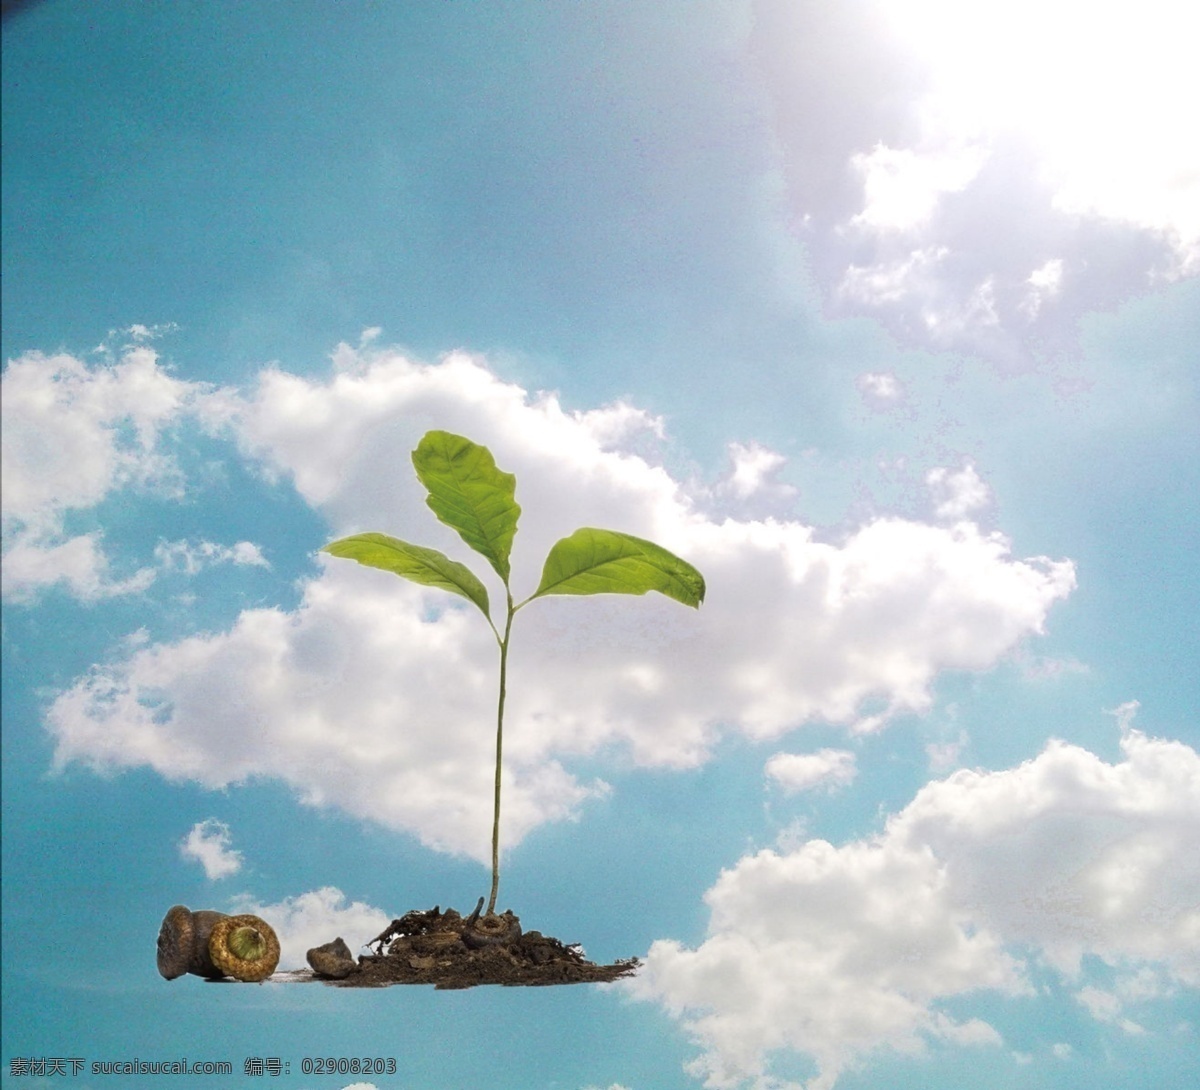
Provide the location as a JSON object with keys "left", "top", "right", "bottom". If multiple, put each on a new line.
{"left": 487, "top": 590, "right": 515, "bottom": 916}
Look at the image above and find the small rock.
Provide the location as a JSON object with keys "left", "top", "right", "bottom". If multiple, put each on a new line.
{"left": 307, "top": 937, "right": 359, "bottom": 979}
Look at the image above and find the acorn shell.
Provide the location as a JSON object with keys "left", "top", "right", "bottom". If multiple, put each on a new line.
{"left": 156, "top": 905, "right": 196, "bottom": 980}
{"left": 208, "top": 914, "right": 281, "bottom": 982}
{"left": 156, "top": 907, "right": 232, "bottom": 979}
{"left": 189, "top": 910, "right": 229, "bottom": 978}
{"left": 461, "top": 911, "right": 522, "bottom": 949}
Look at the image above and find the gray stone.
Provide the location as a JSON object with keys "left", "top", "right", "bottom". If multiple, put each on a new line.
{"left": 306, "top": 937, "right": 359, "bottom": 979}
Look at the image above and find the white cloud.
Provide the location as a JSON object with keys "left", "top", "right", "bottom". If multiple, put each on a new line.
{"left": 927, "top": 463, "right": 991, "bottom": 522}
{"left": 840, "top": 247, "right": 948, "bottom": 309}
{"left": 179, "top": 819, "right": 243, "bottom": 880}
{"left": 1112, "top": 965, "right": 1171, "bottom": 1003}
{"left": 751, "top": 0, "right": 1199, "bottom": 367}
{"left": 46, "top": 348, "right": 1074, "bottom": 861}
{"left": 1, "top": 348, "right": 268, "bottom": 600}
{"left": 855, "top": 371, "right": 905, "bottom": 409}
{"left": 627, "top": 720, "right": 1200, "bottom": 1089}
{"left": 839, "top": 253, "right": 1003, "bottom": 350}
{"left": 1014, "top": 652, "right": 1089, "bottom": 683}
{"left": 630, "top": 843, "right": 1020, "bottom": 1090}
{"left": 1019, "top": 259, "right": 1065, "bottom": 319}
{"left": 116, "top": 322, "right": 179, "bottom": 345}
{"left": 1, "top": 347, "right": 193, "bottom": 529}
{"left": 48, "top": 566, "right": 609, "bottom": 861}
{"left": 1, "top": 346, "right": 201, "bottom": 601}
{"left": 765, "top": 749, "right": 857, "bottom": 795}
{"left": 573, "top": 401, "right": 666, "bottom": 450}
{"left": 851, "top": 142, "right": 986, "bottom": 233}
{"left": 155, "top": 539, "right": 270, "bottom": 576}
{"left": 229, "top": 886, "right": 391, "bottom": 972}
{"left": 1110, "top": 699, "right": 1141, "bottom": 734}
{"left": 1074, "top": 987, "right": 1146, "bottom": 1036}
{"left": 897, "top": 729, "right": 1200, "bottom": 981}
{"left": 925, "top": 731, "right": 968, "bottom": 773}
{"left": 903, "top": 0, "right": 1200, "bottom": 258}
{"left": 0, "top": 532, "right": 156, "bottom": 602}
{"left": 719, "top": 441, "right": 795, "bottom": 502}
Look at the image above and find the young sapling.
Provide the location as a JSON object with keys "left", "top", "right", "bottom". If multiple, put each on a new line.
{"left": 323, "top": 430, "right": 705, "bottom": 917}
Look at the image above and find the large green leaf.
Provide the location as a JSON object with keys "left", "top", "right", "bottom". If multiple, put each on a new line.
{"left": 530, "top": 528, "right": 705, "bottom": 608}
{"left": 322, "top": 532, "right": 490, "bottom": 618}
{"left": 411, "top": 431, "right": 521, "bottom": 584}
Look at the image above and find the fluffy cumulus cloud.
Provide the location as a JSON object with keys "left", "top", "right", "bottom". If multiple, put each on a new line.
{"left": 1, "top": 337, "right": 196, "bottom": 600}
{"left": 719, "top": 441, "right": 796, "bottom": 504}
{"left": 927, "top": 463, "right": 990, "bottom": 522}
{"left": 229, "top": 886, "right": 391, "bottom": 972}
{"left": 179, "top": 819, "right": 243, "bottom": 880}
{"left": 765, "top": 749, "right": 857, "bottom": 795}
{"left": 750, "top": 0, "right": 1200, "bottom": 368}
{"left": 0, "top": 532, "right": 156, "bottom": 602}
{"left": 45, "top": 344, "right": 1075, "bottom": 860}
{"left": 1, "top": 342, "right": 274, "bottom": 602}
{"left": 627, "top": 712, "right": 1200, "bottom": 1089}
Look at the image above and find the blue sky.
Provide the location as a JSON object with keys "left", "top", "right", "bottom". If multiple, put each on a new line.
{"left": 2, "top": 2, "right": 1197, "bottom": 1089}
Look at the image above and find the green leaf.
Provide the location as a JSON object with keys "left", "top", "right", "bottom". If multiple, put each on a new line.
{"left": 411, "top": 431, "right": 521, "bottom": 584}
{"left": 322, "top": 532, "right": 490, "bottom": 618}
{"left": 530, "top": 528, "right": 705, "bottom": 608}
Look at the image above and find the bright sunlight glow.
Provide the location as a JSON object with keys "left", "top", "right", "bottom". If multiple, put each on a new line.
{"left": 877, "top": 0, "right": 1200, "bottom": 269}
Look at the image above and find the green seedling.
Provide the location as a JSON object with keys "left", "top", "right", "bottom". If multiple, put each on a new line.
{"left": 323, "top": 430, "right": 705, "bottom": 915}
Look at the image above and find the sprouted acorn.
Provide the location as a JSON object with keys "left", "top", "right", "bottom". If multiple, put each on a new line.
{"left": 157, "top": 906, "right": 279, "bottom": 982}
{"left": 462, "top": 913, "right": 521, "bottom": 949}
{"left": 208, "top": 914, "right": 281, "bottom": 982}
{"left": 460, "top": 897, "right": 522, "bottom": 949}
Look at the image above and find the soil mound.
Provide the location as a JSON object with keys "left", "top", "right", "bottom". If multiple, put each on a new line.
{"left": 314, "top": 905, "right": 640, "bottom": 989}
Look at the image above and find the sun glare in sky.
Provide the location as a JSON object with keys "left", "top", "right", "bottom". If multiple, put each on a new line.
{"left": 880, "top": 0, "right": 1199, "bottom": 265}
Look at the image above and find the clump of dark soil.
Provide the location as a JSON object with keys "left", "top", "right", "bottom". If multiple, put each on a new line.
{"left": 311, "top": 905, "right": 640, "bottom": 989}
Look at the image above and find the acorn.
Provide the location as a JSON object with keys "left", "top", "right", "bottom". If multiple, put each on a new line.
{"left": 157, "top": 906, "right": 280, "bottom": 982}
{"left": 157, "top": 906, "right": 226, "bottom": 979}
{"left": 461, "top": 910, "right": 521, "bottom": 949}
{"left": 208, "top": 914, "right": 281, "bottom": 982}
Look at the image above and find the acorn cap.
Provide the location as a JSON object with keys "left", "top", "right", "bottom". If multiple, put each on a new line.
{"left": 157, "top": 906, "right": 230, "bottom": 979}
{"left": 157, "top": 905, "right": 196, "bottom": 979}
{"left": 208, "top": 914, "right": 281, "bottom": 982}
